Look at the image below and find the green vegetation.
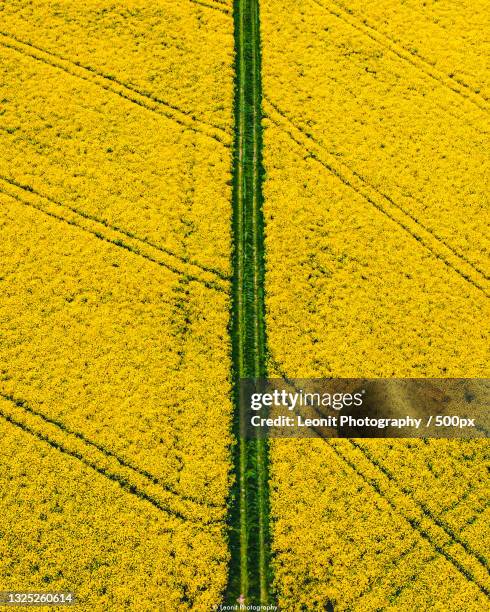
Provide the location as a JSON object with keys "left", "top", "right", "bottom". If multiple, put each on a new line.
{"left": 227, "top": 0, "right": 272, "bottom": 605}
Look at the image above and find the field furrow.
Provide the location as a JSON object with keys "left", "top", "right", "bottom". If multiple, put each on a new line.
{"left": 0, "top": 178, "right": 229, "bottom": 292}
{"left": 188, "top": 0, "right": 233, "bottom": 15}
{"left": 0, "top": 390, "right": 223, "bottom": 512}
{"left": 0, "top": 2, "right": 235, "bottom": 605}
{"left": 326, "top": 0, "right": 490, "bottom": 101}
{"left": 261, "top": 1, "right": 489, "bottom": 607}
{"left": 0, "top": 0, "right": 234, "bottom": 129}
{"left": 310, "top": 0, "right": 488, "bottom": 112}
{"left": 264, "top": 99, "right": 488, "bottom": 294}
{"left": 0, "top": 34, "right": 230, "bottom": 145}
{"left": 0, "top": 417, "right": 228, "bottom": 609}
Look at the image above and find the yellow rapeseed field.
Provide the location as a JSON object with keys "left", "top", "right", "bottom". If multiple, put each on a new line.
{"left": 0, "top": 0, "right": 234, "bottom": 608}
{"left": 0, "top": 394, "right": 227, "bottom": 610}
{"left": 328, "top": 0, "right": 489, "bottom": 101}
{"left": 1, "top": 0, "right": 488, "bottom": 608}
{"left": 261, "top": 0, "right": 489, "bottom": 609}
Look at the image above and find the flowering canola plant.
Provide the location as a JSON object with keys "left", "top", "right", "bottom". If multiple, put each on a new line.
{"left": 0, "top": 0, "right": 235, "bottom": 608}
{"left": 261, "top": 0, "right": 489, "bottom": 609}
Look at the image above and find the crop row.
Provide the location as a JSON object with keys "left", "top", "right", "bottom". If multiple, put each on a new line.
{"left": 0, "top": 2, "right": 235, "bottom": 606}
{"left": 261, "top": 0, "right": 489, "bottom": 274}
{"left": 325, "top": 0, "right": 489, "bottom": 101}
{"left": 0, "top": 43, "right": 233, "bottom": 277}
{"left": 1, "top": 0, "right": 235, "bottom": 129}
{"left": 260, "top": 0, "right": 489, "bottom": 608}
{"left": 0, "top": 406, "right": 229, "bottom": 610}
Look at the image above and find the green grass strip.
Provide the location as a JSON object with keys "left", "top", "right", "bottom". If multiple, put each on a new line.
{"left": 227, "top": 0, "right": 272, "bottom": 605}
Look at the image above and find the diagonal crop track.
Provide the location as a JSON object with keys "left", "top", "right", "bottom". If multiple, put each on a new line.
{"left": 0, "top": 32, "right": 231, "bottom": 146}
{"left": 0, "top": 390, "right": 222, "bottom": 510}
{"left": 270, "top": 356, "right": 490, "bottom": 597}
{"left": 327, "top": 440, "right": 490, "bottom": 597}
{"left": 0, "top": 392, "right": 225, "bottom": 525}
{"left": 350, "top": 439, "right": 490, "bottom": 571}
{"left": 0, "top": 175, "right": 229, "bottom": 281}
{"left": 264, "top": 98, "right": 489, "bottom": 296}
{"left": 310, "top": 0, "right": 489, "bottom": 113}
{"left": 0, "top": 178, "right": 228, "bottom": 293}
{"left": 227, "top": 0, "right": 272, "bottom": 605}
{"left": 188, "top": 0, "right": 232, "bottom": 15}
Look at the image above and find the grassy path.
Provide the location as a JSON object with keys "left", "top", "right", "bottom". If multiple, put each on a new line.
{"left": 228, "top": 0, "right": 271, "bottom": 605}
